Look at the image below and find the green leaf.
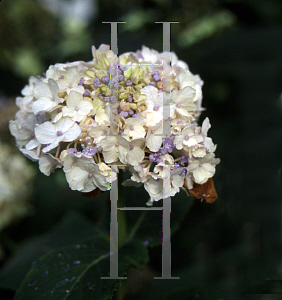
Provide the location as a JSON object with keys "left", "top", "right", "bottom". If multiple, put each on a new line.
{"left": 14, "top": 235, "right": 148, "bottom": 300}
{"left": 0, "top": 211, "right": 98, "bottom": 291}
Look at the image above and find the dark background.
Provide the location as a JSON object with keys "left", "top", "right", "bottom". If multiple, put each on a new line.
{"left": 0, "top": 0, "right": 282, "bottom": 299}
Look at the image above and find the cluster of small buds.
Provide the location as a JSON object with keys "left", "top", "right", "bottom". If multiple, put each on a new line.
{"left": 10, "top": 44, "right": 220, "bottom": 203}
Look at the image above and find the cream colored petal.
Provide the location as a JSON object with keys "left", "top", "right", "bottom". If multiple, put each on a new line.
{"left": 103, "top": 148, "right": 119, "bottom": 163}
{"left": 35, "top": 122, "right": 56, "bottom": 144}
{"left": 63, "top": 123, "right": 81, "bottom": 142}
{"left": 128, "top": 146, "right": 144, "bottom": 166}
{"left": 42, "top": 136, "right": 64, "bottom": 153}
{"left": 65, "top": 166, "right": 88, "bottom": 191}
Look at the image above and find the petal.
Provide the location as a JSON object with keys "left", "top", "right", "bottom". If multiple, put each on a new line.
{"left": 62, "top": 106, "right": 76, "bottom": 118}
{"left": 39, "top": 155, "right": 61, "bottom": 176}
{"left": 131, "top": 125, "right": 146, "bottom": 140}
{"left": 82, "top": 178, "right": 97, "bottom": 193}
{"left": 56, "top": 117, "right": 75, "bottom": 133}
{"left": 48, "top": 78, "right": 60, "bottom": 98}
{"left": 34, "top": 82, "right": 52, "bottom": 99}
{"left": 34, "top": 122, "right": 56, "bottom": 144}
{"left": 65, "top": 68, "right": 80, "bottom": 85}
{"left": 128, "top": 146, "right": 144, "bottom": 166}
{"left": 202, "top": 117, "right": 211, "bottom": 135}
{"left": 25, "top": 139, "right": 40, "bottom": 150}
{"left": 65, "top": 166, "right": 88, "bottom": 191}
{"left": 20, "top": 149, "right": 40, "bottom": 161}
{"left": 130, "top": 138, "right": 145, "bottom": 148}
{"left": 193, "top": 168, "right": 206, "bottom": 184}
{"left": 76, "top": 157, "right": 96, "bottom": 173}
{"left": 178, "top": 86, "right": 196, "bottom": 103}
{"left": 71, "top": 86, "right": 84, "bottom": 95}
{"left": 141, "top": 86, "right": 159, "bottom": 105}
{"left": 63, "top": 154, "right": 77, "bottom": 172}
{"left": 92, "top": 173, "right": 110, "bottom": 191}
{"left": 100, "top": 136, "right": 117, "bottom": 151}
{"left": 186, "top": 161, "right": 199, "bottom": 172}
{"left": 78, "top": 100, "right": 93, "bottom": 115}
{"left": 192, "top": 147, "right": 206, "bottom": 157}
{"left": 176, "top": 107, "right": 190, "bottom": 117}
{"left": 63, "top": 123, "right": 81, "bottom": 141}
{"left": 172, "top": 175, "right": 184, "bottom": 188}
{"left": 201, "top": 163, "right": 215, "bottom": 177}
{"left": 67, "top": 91, "right": 83, "bottom": 110}
{"left": 103, "top": 148, "right": 119, "bottom": 163}
{"left": 32, "top": 98, "right": 56, "bottom": 114}
{"left": 9, "top": 120, "right": 32, "bottom": 142}
{"left": 146, "top": 131, "right": 163, "bottom": 152}
{"left": 118, "top": 145, "right": 129, "bottom": 164}
{"left": 42, "top": 136, "right": 64, "bottom": 153}
{"left": 174, "top": 135, "right": 184, "bottom": 150}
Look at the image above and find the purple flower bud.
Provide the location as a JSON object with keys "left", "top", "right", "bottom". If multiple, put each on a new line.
{"left": 104, "top": 97, "right": 110, "bottom": 102}
{"left": 128, "top": 108, "right": 134, "bottom": 116}
{"left": 112, "top": 77, "right": 119, "bottom": 84}
{"left": 101, "top": 76, "right": 110, "bottom": 83}
{"left": 120, "top": 66, "right": 127, "bottom": 72}
{"left": 153, "top": 105, "right": 159, "bottom": 111}
{"left": 149, "top": 82, "right": 156, "bottom": 86}
{"left": 126, "top": 80, "right": 132, "bottom": 86}
{"left": 83, "top": 89, "right": 91, "bottom": 97}
{"left": 151, "top": 71, "right": 159, "bottom": 76}
{"left": 118, "top": 75, "right": 125, "bottom": 82}
{"left": 127, "top": 95, "right": 133, "bottom": 102}
{"left": 113, "top": 83, "right": 121, "bottom": 89}
{"left": 176, "top": 103, "right": 181, "bottom": 108}
{"left": 119, "top": 128, "right": 124, "bottom": 134}
{"left": 160, "top": 136, "right": 175, "bottom": 154}
{"left": 119, "top": 111, "right": 128, "bottom": 117}
{"left": 149, "top": 152, "right": 163, "bottom": 163}
{"left": 98, "top": 93, "right": 104, "bottom": 100}
{"left": 132, "top": 113, "right": 141, "bottom": 118}
{"left": 57, "top": 130, "right": 63, "bottom": 136}
{"left": 83, "top": 146, "right": 98, "bottom": 156}
{"left": 129, "top": 145, "right": 134, "bottom": 150}
{"left": 79, "top": 78, "right": 84, "bottom": 85}
{"left": 153, "top": 74, "right": 161, "bottom": 81}
{"left": 94, "top": 78, "right": 100, "bottom": 87}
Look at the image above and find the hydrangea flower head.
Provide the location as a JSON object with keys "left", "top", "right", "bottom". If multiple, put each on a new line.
{"left": 10, "top": 44, "right": 220, "bottom": 203}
